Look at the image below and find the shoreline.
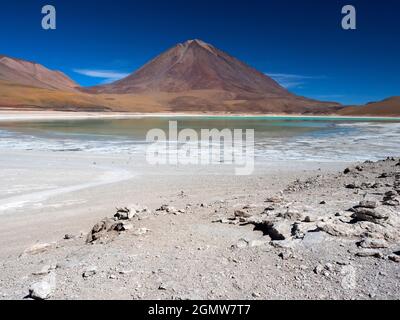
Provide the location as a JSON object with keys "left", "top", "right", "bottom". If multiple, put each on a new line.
{"left": 1, "top": 110, "right": 400, "bottom": 122}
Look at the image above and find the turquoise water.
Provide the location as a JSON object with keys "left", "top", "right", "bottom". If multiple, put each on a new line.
{"left": 1, "top": 116, "right": 400, "bottom": 161}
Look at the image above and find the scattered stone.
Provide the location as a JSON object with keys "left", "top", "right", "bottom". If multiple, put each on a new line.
{"left": 278, "top": 210, "right": 305, "bottom": 222}
{"left": 133, "top": 228, "right": 150, "bottom": 236}
{"left": 304, "top": 216, "right": 316, "bottom": 223}
{"left": 82, "top": 266, "right": 97, "bottom": 278}
{"left": 114, "top": 207, "right": 133, "bottom": 220}
{"left": 358, "top": 239, "right": 388, "bottom": 249}
{"left": 353, "top": 207, "right": 388, "bottom": 223}
{"left": 314, "top": 264, "right": 324, "bottom": 275}
{"left": 249, "top": 239, "right": 268, "bottom": 248}
{"left": 357, "top": 200, "right": 377, "bottom": 209}
{"left": 86, "top": 218, "right": 119, "bottom": 243}
{"left": 63, "top": 234, "right": 74, "bottom": 240}
{"left": 32, "top": 265, "right": 55, "bottom": 276}
{"left": 263, "top": 206, "right": 275, "bottom": 212}
{"left": 234, "top": 238, "right": 249, "bottom": 249}
{"left": 114, "top": 221, "right": 134, "bottom": 232}
{"left": 234, "top": 210, "right": 252, "bottom": 218}
{"left": 263, "top": 220, "right": 293, "bottom": 240}
{"left": 22, "top": 243, "right": 55, "bottom": 256}
{"left": 28, "top": 272, "right": 56, "bottom": 300}
{"left": 388, "top": 255, "right": 400, "bottom": 263}
{"left": 317, "top": 221, "right": 354, "bottom": 237}
{"left": 265, "top": 197, "right": 282, "bottom": 204}
{"left": 355, "top": 250, "right": 383, "bottom": 258}
{"left": 278, "top": 250, "right": 293, "bottom": 260}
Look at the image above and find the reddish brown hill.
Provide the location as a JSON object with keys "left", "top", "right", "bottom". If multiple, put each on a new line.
{"left": 0, "top": 55, "right": 79, "bottom": 92}
{"left": 339, "top": 96, "right": 400, "bottom": 117}
{"left": 84, "top": 39, "right": 340, "bottom": 114}
{"left": 87, "top": 39, "right": 289, "bottom": 96}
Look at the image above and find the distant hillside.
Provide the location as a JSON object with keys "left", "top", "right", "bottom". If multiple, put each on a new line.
{"left": 339, "top": 97, "right": 400, "bottom": 117}
{"left": 0, "top": 55, "right": 79, "bottom": 92}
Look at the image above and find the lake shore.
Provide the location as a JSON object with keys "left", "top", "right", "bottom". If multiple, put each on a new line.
{"left": 1, "top": 110, "right": 400, "bottom": 122}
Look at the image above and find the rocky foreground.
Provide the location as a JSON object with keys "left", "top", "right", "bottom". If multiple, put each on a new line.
{"left": 1, "top": 158, "right": 400, "bottom": 300}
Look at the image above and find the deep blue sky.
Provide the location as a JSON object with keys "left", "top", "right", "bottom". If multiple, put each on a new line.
{"left": 1, "top": 0, "right": 399, "bottom": 105}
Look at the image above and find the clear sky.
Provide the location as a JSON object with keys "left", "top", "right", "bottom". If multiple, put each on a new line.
{"left": 1, "top": 0, "right": 399, "bottom": 105}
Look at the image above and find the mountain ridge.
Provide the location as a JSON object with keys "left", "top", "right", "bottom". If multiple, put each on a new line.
{"left": 0, "top": 54, "right": 79, "bottom": 92}
{"left": 4, "top": 40, "right": 398, "bottom": 115}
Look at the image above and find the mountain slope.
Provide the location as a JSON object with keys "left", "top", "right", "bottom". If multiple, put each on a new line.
{"left": 87, "top": 39, "right": 289, "bottom": 96}
{"left": 0, "top": 55, "right": 78, "bottom": 92}
{"left": 339, "top": 96, "right": 400, "bottom": 116}
{"left": 84, "top": 39, "right": 340, "bottom": 114}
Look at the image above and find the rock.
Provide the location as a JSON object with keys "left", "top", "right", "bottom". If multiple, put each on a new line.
{"left": 346, "top": 183, "right": 358, "bottom": 189}
{"left": 114, "top": 207, "right": 133, "bottom": 220}
{"left": 304, "top": 216, "right": 316, "bottom": 223}
{"left": 344, "top": 168, "right": 351, "bottom": 174}
{"left": 388, "top": 255, "right": 400, "bottom": 263}
{"left": 133, "top": 228, "right": 150, "bottom": 236}
{"left": 265, "top": 197, "right": 282, "bottom": 204}
{"left": 234, "top": 210, "right": 252, "bottom": 218}
{"left": 317, "top": 221, "right": 354, "bottom": 237}
{"left": 385, "top": 191, "right": 397, "bottom": 197}
{"left": 23, "top": 243, "right": 55, "bottom": 256}
{"left": 32, "top": 265, "right": 55, "bottom": 276}
{"left": 113, "top": 221, "right": 134, "bottom": 232}
{"left": 278, "top": 210, "right": 305, "bottom": 222}
{"left": 249, "top": 239, "right": 268, "bottom": 247}
{"left": 234, "top": 238, "right": 249, "bottom": 249}
{"left": 355, "top": 250, "right": 383, "bottom": 258}
{"left": 82, "top": 266, "right": 97, "bottom": 278}
{"left": 264, "top": 220, "right": 293, "bottom": 240}
{"left": 314, "top": 264, "right": 324, "bottom": 274}
{"left": 358, "top": 239, "right": 388, "bottom": 249}
{"left": 157, "top": 204, "right": 169, "bottom": 211}
{"left": 382, "top": 198, "right": 399, "bottom": 206}
{"left": 278, "top": 250, "right": 293, "bottom": 260}
{"left": 86, "top": 218, "right": 119, "bottom": 243}
{"left": 353, "top": 207, "right": 388, "bottom": 223}
{"left": 358, "top": 201, "right": 378, "bottom": 209}
{"left": 263, "top": 206, "right": 275, "bottom": 212}
{"left": 64, "top": 234, "right": 74, "bottom": 240}
{"left": 28, "top": 272, "right": 56, "bottom": 300}
{"left": 270, "top": 239, "right": 299, "bottom": 249}
{"left": 320, "top": 200, "right": 326, "bottom": 205}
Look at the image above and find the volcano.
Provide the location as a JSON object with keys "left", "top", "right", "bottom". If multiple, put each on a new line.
{"left": 84, "top": 39, "right": 340, "bottom": 114}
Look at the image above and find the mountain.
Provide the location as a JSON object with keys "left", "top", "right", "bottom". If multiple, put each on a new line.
{"left": 87, "top": 39, "right": 289, "bottom": 96}
{"left": 0, "top": 41, "right": 345, "bottom": 114}
{"left": 0, "top": 55, "right": 78, "bottom": 92}
{"left": 339, "top": 96, "right": 400, "bottom": 116}
{"left": 84, "top": 39, "right": 340, "bottom": 114}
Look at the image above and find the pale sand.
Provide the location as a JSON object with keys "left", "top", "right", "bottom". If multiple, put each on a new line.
{"left": 0, "top": 149, "right": 346, "bottom": 258}
{"left": 1, "top": 148, "right": 400, "bottom": 300}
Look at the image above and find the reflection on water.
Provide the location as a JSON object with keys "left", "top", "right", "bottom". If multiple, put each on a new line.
{"left": 1, "top": 116, "right": 400, "bottom": 162}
